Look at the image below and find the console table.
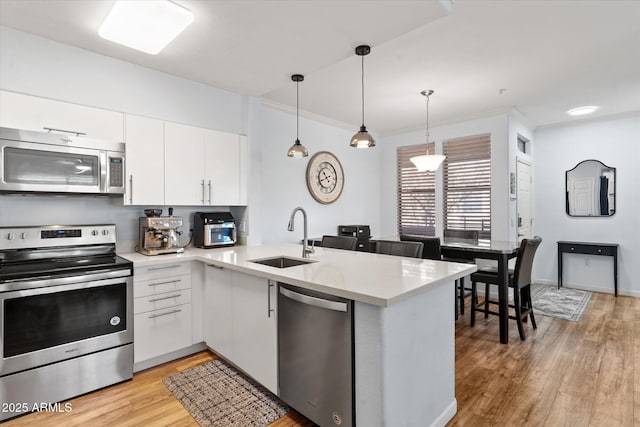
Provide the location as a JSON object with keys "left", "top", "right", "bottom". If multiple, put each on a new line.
{"left": 557, "top": 241, "right": 619, "bottom": 296}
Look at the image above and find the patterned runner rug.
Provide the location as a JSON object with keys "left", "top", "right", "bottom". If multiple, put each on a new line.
{"left": 163, "top": 359, "right": 290, "bottom": 427}
{"left": 531, "top": 283, "right": 592, "bottom": 322}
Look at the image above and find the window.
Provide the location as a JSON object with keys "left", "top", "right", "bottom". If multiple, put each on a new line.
{"left": 397, "top": 143, "right": 436, "bottom": 236}
{"left": 443, "top": 134, "right": 491, "bottom": 239}
{"left": 517, "top": 134, "right": 529, "bottom": 154}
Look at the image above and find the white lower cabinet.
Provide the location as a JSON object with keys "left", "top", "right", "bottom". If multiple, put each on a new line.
{"left": 204, "top": 266, "right": 278, "bottom": 394}
{"left": 133, "top": 262, "right": 193, "bottom": 364}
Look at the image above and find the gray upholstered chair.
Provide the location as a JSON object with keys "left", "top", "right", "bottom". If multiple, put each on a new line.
{"left": 399, "top": 235, "right": 441, "bottom": 260}
{"left": 321, "top": 235, "right": 357, "bottom": 250}
{"left": 470, "top": 236, "right": 542, "bottom": 341}
{"left": 443, "top": 229, "right": 479, "bottom": 317}
{"left": 375, "top": 240, "right": 423, "bottom": 258}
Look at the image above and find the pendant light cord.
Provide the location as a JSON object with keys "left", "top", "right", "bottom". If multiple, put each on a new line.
{"left": 361, "top": 54, "right": 365, "bottom": 126}
{"left": 296, "top": 80, "right": 300, "bottom": 140}
{"left": 425, "top": 93, "right": 430, "bottom": 143}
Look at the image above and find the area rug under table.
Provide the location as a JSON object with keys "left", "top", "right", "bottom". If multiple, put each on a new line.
{"left": 531, "top": 283, "right": 592, "bottom": 322}
{"left": 163, "top": 359, "right": 290, "bottom": 427}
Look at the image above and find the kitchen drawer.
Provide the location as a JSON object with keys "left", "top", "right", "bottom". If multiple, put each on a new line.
{"left": 133, "top": 262, "right": 191, "bottom": 281}
{"left": 134, "top": 289, "right": 192, "bottom": 314}
{"left": 134, "top": 304, "right": 192, "bottom": 363}
{"left": 134, "top": 274, "right": 191, "bottom": 298}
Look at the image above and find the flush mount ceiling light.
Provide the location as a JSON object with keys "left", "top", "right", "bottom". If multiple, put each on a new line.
{"left": 567, "top": 106, "right": 599, "bottom": 116}
{"left": 350, "top": 45, "right": 375, "bottom": 148}
{"left": 98, "top": 0, "right": 194, "bottom": 55}
{"left": 287, "top": 74, "right": 309, "bottom": 158}
{"left": 410, "top": 90, "right": 445, "bottom": 172}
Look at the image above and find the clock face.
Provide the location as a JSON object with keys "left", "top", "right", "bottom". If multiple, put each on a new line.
{"left": 306, "top": 151, "right": 344, "bottom": 204}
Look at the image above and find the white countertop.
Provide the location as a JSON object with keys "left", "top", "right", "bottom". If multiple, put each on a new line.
{"left": 120, "top": 244, "right": 476, "bottom": 307}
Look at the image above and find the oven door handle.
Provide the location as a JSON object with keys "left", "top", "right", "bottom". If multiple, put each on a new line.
{"left": 0, "top": 268, "right": 132, "bottom": 292}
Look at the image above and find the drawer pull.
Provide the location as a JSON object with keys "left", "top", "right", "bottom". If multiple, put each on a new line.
{"left": 148, "top": 293, "right": 182, "bottom": 303}
{"left": 207, "top": 264, "right": 224, "bottom": 270}
{"left": 148, "top": 309, "right": 181, "bottom": 319}
{"left": 598, "top": 249, "right": 602, "bottom": 253}
{"left": 570, "top": 247, "right": 575, "bottom": 251}
{"left": 148, "top": 279, "right": 181, "bottom": 287}
{"left": 147, "top": 265, "right": 182, "bottom": 271}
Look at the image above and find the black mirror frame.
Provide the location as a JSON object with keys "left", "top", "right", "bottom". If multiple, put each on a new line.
{"left": 565, "top": 159, "right": 616, "bottom": 217}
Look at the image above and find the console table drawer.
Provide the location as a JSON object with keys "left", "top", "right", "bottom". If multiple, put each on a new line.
{"left": 558, "top": 243, "right": 615, "bottom": 256}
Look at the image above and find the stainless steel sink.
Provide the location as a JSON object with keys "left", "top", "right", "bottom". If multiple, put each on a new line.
{"left": 249, "top": 256, "right": 316, "bottom": 268}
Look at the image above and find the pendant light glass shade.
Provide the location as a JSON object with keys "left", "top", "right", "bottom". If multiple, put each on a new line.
{"left": 350, "top": 45, "right": 375, "bottom": 148}
{"left": 287, "top": 74, "right": 309, "bottom": 157}
{"left": 410, "top": 90, "right": 444, "bottom": 171}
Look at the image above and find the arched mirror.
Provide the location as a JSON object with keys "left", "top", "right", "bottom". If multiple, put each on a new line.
{"left": 566, "top": 160, "right": 616, "bottom": 217}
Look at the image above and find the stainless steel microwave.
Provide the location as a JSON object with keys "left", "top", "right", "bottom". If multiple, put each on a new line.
{"left": 0, "top": 127, "right": 125, "bottom": 194}
{"left": 194, "top": 212, "right": 236, "bottom": 248}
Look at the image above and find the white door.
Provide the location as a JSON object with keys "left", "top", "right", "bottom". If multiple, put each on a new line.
{"left": 231, "top": 271, "right": 278, "bottom": 394}
{"left": 569, "top": 178, "right": 596, "bottom": 216}
{"left": 203, "top": 264, "right": 233, "bottom": 360}
{"left": 204, "top": 129, "right": 241, "bottom": 205}
{"left": 124, "top": 115, "right": 165, "bottom": 205}
{"left": 516, "top": 160, "right": 533, "bottom": 241}
{"left": 164, "top": 122, "right": 205, "bottom": 205}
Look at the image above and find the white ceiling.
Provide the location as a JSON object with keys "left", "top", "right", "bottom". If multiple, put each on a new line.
{"left": 1, "top": 0, "right": 639, "bottom": 135}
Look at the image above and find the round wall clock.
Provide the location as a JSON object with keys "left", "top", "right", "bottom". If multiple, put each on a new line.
{"left": 306, "top": 151, "right": 344, "bottom": 204}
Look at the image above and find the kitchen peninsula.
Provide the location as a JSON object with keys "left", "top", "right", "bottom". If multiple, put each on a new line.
{"left": 122, "top": 244, "right": 476, "bottom": 427}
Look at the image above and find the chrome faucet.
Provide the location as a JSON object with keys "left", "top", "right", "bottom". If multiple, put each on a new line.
{"left": 288, "top": 207, "right": 314, "bottom": 258}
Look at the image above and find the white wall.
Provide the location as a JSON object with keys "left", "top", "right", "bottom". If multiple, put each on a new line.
{"left": 380, "top": 114, "right": 511, "bottom": 240}
{"left": 533, "top": 114, "right": 640, "bottom": 296}
{"left": 254, "top": 103, "right": 381, "bottom": 244}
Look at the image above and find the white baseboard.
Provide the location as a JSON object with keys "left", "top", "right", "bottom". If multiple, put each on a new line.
{"left": 534, "top": 279, "right": 640, "bottom": 298}
{"left": 430, "top": 399, "right": 457, "bottom": 427}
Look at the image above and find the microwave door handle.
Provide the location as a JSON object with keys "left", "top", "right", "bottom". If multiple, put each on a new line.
{"left": 100, "top": 151, "right": 108, "bottom": 192}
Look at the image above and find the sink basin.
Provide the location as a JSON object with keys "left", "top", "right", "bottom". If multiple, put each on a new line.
{"left": 249, "top": 256, "right": 316, "bottom": 269}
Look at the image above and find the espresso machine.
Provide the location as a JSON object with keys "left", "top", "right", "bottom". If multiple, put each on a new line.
{"left": 137, "top": 208, "right": 185, "bottom": 256}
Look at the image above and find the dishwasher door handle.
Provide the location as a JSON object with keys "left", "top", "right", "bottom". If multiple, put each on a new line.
{"left": 280, "top": 287, "right": 347, "bottom": 312}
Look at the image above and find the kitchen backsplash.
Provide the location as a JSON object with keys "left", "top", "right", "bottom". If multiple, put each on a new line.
{"left": 0, "top": 194, "right": 246, "bottom": 252}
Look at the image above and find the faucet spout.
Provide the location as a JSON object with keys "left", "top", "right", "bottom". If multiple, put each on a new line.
{"left": 287, "top": 207, "right": 314, "bottom": 258}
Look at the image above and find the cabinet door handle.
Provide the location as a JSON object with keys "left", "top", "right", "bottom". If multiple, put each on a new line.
{"left": 148, "top": 293, "right": 182, "bottom": 303}
{"left": 43, "top": 127, "right": 86, "bottom": 136}
{"left": 129, "top": 175, "right": 133, "bottom": 204}
{"left": 267, "top": 281, "right": 275, "bottom": 318}
{"left": 148, "top": 309, "right": 181, "bottom": 319}
{"left": 148, "top": 279, "right": 181, "bottom": 287}
{"left": 201, "top": 179, "right": 205, "bottom": 204}
{"left": 148, "top": 265, "right": 181, "bottom": 271}
{"left": 208, "top": 180, "right": 212, "bottom": 205}
{"left": 206, "top": 264, "right": 224, "bottom": 270}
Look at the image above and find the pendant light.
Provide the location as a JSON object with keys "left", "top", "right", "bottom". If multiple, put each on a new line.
{"left": 350, "top": 45, "right": 375, "bottom": 148}
{"left": 287, "top": 74, "right": 309, "bottom": 158}
{"left": 410, "top": 90, "right": 445, "bottom": 171}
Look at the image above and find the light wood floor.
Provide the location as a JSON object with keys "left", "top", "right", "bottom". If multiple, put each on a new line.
{"left": 5, "top": 290, "right": 637, "bottom": 426}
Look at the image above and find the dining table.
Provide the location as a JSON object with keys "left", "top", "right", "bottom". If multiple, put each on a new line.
{"left": 440, "top": 239, "right": 520, "bottom": 344}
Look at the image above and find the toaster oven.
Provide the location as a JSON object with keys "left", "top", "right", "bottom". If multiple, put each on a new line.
{"left": 193, "top": 212, "right": 236, "bottom": 248}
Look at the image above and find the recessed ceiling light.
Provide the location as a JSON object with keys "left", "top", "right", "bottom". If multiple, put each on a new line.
{"left": 99, "top": 0, "right": 193, "bottom": 55}
{"left": 567, "top": 106, "right": 599, "bottom": 116}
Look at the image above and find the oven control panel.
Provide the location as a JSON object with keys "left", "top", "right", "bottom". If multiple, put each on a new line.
{"left": 0, "top": 225, "right": 116, "bottom": 250}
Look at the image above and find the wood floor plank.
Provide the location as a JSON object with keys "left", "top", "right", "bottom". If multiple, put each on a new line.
{"left": 4, "top": 289, "right": 635, "bottom": 427}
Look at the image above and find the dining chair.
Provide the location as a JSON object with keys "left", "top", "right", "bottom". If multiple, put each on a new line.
{"left": 321, "top": 235, "right": 357, "bottom": 250}
{"left": 443, "top": 229, "right": 479, "bottom": 316}
{"left": 470, "top": 236, "right": 542, "bottom": 341}
{"left": 399, "top": 235, "right": 441, "bottom": 260}
{"left": 375, "top": 240, "right": 423, "bottom": 258}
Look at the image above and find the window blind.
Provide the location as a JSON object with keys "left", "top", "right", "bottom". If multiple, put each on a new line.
{"left": 443, "top": 134, "right": 491, "bottom": 239}
{"left": 397, "top": 143, "right": 436, "bottom": 236}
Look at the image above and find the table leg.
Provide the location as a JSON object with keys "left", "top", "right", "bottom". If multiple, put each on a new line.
{"left": 558, "top": 246, "right": 563, "bottom": 289}
{"left": 614, "top": 249, "right": 618, "bottom": 297}
{"left": 498, "top": 254, "right": 509, "bottom": 344}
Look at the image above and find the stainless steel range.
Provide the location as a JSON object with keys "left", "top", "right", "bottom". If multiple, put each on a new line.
{"left": 0, "top": 224, "right": 133, "bottom": 421}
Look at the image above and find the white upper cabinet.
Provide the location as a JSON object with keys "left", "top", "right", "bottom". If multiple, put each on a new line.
{"left": 0, "top": 90, "right": 124, "bottom": 142}
{"left": 124, "top": 115, "right": 165, "bottom": 205}
{"left": 204, "top": 130, "right": 248, "bottom": 206}
{"left": 164, "top": 122, "right": 206, "bottom": 206}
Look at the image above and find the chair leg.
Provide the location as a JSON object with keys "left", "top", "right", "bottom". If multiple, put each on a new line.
{"left": 513, "top": 285, "right": 526, "bottom": 341}
{"left": 470, "top": 280, "right": 477, "bottom": 327}
{"left": 521, "top": 287, "right": 528, "bottom": 324}
{"left": 459, "top": 277, "right": 465, "bottom": 315}
{"left": 524, "top": 285, "right": 537, "bottom": 329}
{"left": 484, "top": 283, "right": 490, "bottom": 318}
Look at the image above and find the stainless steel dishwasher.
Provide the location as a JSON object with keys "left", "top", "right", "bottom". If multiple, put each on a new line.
{"left": 278, "top": 283, "right": 354, "bottom": 427}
